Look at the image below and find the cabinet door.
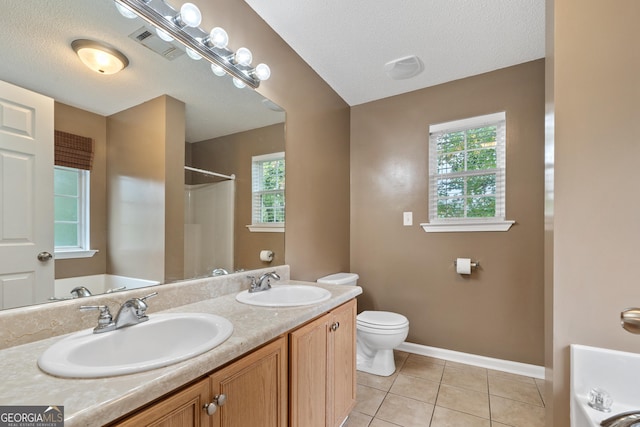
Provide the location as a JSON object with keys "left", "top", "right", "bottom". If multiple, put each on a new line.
{"left": 328, "top": 299, "right": 357, "bottom": 427}
{"left": 290, "top": 299, "right": 357, "bottom": 427}
{"left": 208, "top": 336, "right": 287, "bottom": 427}
{"left": 289, "top": 313, "right": 329, "bottom": 427}
{"left": 111, "top": 377, "right": 210, "bottom": 427}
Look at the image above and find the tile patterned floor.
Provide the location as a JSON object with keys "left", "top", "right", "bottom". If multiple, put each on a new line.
{"left": 345, "top": 351, "right": 545, "bottom": 427}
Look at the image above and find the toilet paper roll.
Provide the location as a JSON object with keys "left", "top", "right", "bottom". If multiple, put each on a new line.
{"left": 456, "top": 258, "right": 472, "bottom": 275}
{"left": 260, "top": 250, "right": 274, "bottom": 262}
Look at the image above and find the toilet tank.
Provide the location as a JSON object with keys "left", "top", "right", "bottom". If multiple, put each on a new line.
{"left": 317, "top": 273, "right": 359, "bottom": 286}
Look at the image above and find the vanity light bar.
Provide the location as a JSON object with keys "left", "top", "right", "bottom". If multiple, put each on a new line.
{"left": 113, "top": 0, "right": 263, "bottom": 89}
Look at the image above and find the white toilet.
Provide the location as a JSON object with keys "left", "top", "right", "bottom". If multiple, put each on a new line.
{"left": 317, "top": 273, "right": 409, "bottom": 377}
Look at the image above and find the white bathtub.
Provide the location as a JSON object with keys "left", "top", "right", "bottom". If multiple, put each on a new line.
{"left": 571, "top": 344, "right": 640, "bottom": 427}
{"left": 54, "top": 274, "right": 160, "bottom": 298}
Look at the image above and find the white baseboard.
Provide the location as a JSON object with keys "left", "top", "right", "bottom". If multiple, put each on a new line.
{"left": 396, "top": 342, "right": 544, "bottom": 379}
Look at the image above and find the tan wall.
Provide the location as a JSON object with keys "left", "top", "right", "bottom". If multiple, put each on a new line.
{"left": 351, "top": 60, "right": 545, "bottom": 365}
{"left": 106, "top": 95, "right": 185, "bottom": 282}
{"left": 196, "top": 0, "right": 351, "bottom": 281}
{"left": 188, "top": 124, "right": 285, "bottom": 271}
{"left": 53, "top": 102, "right": 108, "bottom": 279}
{"left": 547, "top": 1, "right": 640, "bottom": 425}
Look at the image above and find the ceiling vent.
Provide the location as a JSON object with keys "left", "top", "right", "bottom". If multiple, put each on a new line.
{"left": 128, "top": 26, "right": 185, "bottom": 61}
{"left": 384, "top": 55, "right": 424, "bottom": 80}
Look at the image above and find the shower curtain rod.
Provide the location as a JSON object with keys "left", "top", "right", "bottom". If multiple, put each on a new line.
{"left": 184, "top": 166, "right": 235, "bottom": 180}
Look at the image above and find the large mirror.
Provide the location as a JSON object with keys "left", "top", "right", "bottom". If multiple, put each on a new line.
{"left": 0, "top": 0, "right": 285, "bottom": 309}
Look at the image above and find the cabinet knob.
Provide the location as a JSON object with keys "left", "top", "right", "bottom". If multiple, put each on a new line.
{"left": 330, "top": 321, "right": 340, "bottom": 332}
{"left": 203, "top": 394, "right": 227, "bottom": 416}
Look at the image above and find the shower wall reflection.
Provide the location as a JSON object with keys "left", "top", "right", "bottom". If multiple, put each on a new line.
{"left": 184, "top": 180, "right": 235, "bottom": 277}
{"left": 185, "top": 122, "right": 285, "bottom": 272}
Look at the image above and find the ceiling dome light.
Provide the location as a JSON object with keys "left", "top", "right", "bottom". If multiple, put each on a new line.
{"left": 156, "top": 27, "right": 174, "bottom": 42}
{"left": 232, "top": 77, "right": 246, "bottom": 89}
{"left": 254, "top": 63, "right": 271, "bottom": 81}
{"left": 209, "top": 27, "right": 229, "bottom": 49}
{"left": 178, "top": 3, "right": 201, "bottom": 27}
{"left": 115, "top": 2, "right": 138, "bottom": 19}
{"left": 234, "top": 47, "right": 252, "bottom": 66}
{"left": 211, "top": 63, "right": 225, "bottom": 77}
{"left": 72, "top": 39, "right": 129, "bottom": 75}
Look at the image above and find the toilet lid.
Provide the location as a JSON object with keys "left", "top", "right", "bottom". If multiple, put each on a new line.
{"left": 357, "top": 311, "right": 409, "bottom": 329}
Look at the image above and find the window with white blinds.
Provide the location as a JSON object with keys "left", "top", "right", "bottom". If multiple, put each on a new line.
{"left": 54, "top": 165, "right": 97, "bottom": 258}
{"left": 422, "top": 112, "right": 514, "bottom": 232}
{"left": 249, "top": 152, "right": 285, "bottom": 232}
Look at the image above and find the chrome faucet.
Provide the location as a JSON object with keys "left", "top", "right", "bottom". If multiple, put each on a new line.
{"left": 247, "top": 271, "right": 280, "bottom": 293}
{"left": 80, "top": 292, "right": 158, "bottom": 334}
{"left": 71, "top": 286, "right": 92, "bottom": 298}
{"left": 601, "top": 410, "right": 640, "bottom": 427}
{"left": 212, "top": 268, "right": 229, "bottom": 276}
{"left": 114, "top": 292, "right": 158, "bottom": 329}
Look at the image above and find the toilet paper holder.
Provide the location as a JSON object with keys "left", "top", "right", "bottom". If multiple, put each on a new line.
{"left": 453, "top": 260, "right": 480, "bottom": 269}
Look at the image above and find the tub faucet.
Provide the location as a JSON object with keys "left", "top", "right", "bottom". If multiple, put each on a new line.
{"left": 114, "top": 292, "right": 158, "bottom": 329}
{"left": 248, "top": 271, "right": 280, "bottom": 293}
{"left": 71, "top": 286, "right": 92, "bottom": 298}
{"left": 212, "top": 268, "right": 229, "bottom": 276}
{"left": 601, "top": 410, "right": 640, "bottom": 427}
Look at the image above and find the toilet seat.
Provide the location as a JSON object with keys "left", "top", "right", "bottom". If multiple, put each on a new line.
{"left": 357, "top": 311, "right": 409, "bottom": 330}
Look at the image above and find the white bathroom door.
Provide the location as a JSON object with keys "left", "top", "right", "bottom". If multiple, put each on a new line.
{"left": 0, "top": 79, "right": 54, "bottom": 309}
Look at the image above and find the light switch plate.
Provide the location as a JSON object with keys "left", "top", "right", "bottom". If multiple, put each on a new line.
{"left": 403, "top": 212, "right": 413, "bottom": 226}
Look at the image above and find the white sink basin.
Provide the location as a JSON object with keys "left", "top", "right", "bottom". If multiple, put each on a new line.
{"left": 38, "top": 313, "right": 233, "bottom": 378}
{"left": 571, "top": 344, "right": 640, "bottom": 427}
{"left": 236, "top": 284, "right": 331, "bottom": 307}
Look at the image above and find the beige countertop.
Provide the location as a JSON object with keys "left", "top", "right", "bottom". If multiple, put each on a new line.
{"left": 0, "top": 280, "right": 362, "bottom": 426}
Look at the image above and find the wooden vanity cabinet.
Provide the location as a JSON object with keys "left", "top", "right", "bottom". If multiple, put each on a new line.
{"left": 289, "top": 299, "right": 357, "bottom": 427}
{"left": 208, "top": 336, "right": 288, "bottom": 427}
{"left": 111, "top": 377, "right": 210, "bottom": 427}
{"left": 110, "top": 336, "right": 287, "bottom": 427}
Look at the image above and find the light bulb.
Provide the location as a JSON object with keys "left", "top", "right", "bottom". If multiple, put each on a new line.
{"left": 156, "top": 27, "right": 174, "bottom": 42}
{"left": 211, "top": 63, "right": 225, "bottom": 77}
{"left": 254, "top": 63, "right": 271, "bottom": 81}
{"left": 186, "top": 47, "right": 202, "bottom": 60}
{"left": 179, "top": 3, "right": 201, "bottom": 27}
{"left": 209, "top": 27, "right": 229, "bottom": 49}
{"left": 115, "top": 2, "right": 138, "bottom": 19}
{"left": 232, "top": 77, "right": 246, "bottom": 89}
{"left": 234, "top": 47, "right": 252, "bottom": 66}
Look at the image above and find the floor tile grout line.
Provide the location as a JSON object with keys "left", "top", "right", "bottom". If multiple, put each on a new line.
{"left": 486, "top": 367, "right": 494, "bottom": 424}
{"left": 427, "top": 380, "right": 442, "bottom": 427}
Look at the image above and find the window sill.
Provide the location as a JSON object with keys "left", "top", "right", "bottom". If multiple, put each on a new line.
{"left": 55, "top": 249, "right": 99, "bottom": 260}
{"left": 246, "top": 224, "right": 285, "bottom": 233}
{"left": 420, "top": 220, "right": 515, "bottom": 233}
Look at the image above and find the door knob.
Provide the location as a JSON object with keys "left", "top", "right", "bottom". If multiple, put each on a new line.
{"left": 621, "top": 308, "right": 640, "bottom": 334}
{"left": 37, "top": 251, "right": 53, "bottom": 262}
{"left": 330, "top": 321, "right": 340, "bottom": 332}
{"left": 203, "top": 394, "right": 227, "bottom": 416}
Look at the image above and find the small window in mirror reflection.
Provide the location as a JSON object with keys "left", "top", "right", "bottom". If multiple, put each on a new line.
{"left": 54, "top": 166, "right": 90, "bottom": 250}
{"left": 251, "top": 152, "right": 285, "bottom": 230}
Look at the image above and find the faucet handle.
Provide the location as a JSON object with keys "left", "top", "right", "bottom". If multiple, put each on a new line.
{"left": 127, "top": 292, "right": 157, "bottom": 318}
{"left": 79, "top": 305, "right": 115, "bottom": 333}
{"left": 140, "top": 291, "right": 158, "bottom": 302}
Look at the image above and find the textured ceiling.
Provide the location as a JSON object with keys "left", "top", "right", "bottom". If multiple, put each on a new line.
{"left": 0, "top": 0, "right": 284, "bottom": 142}
{"left": 245, "top": 0, "right": 546, "bottom": 106}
